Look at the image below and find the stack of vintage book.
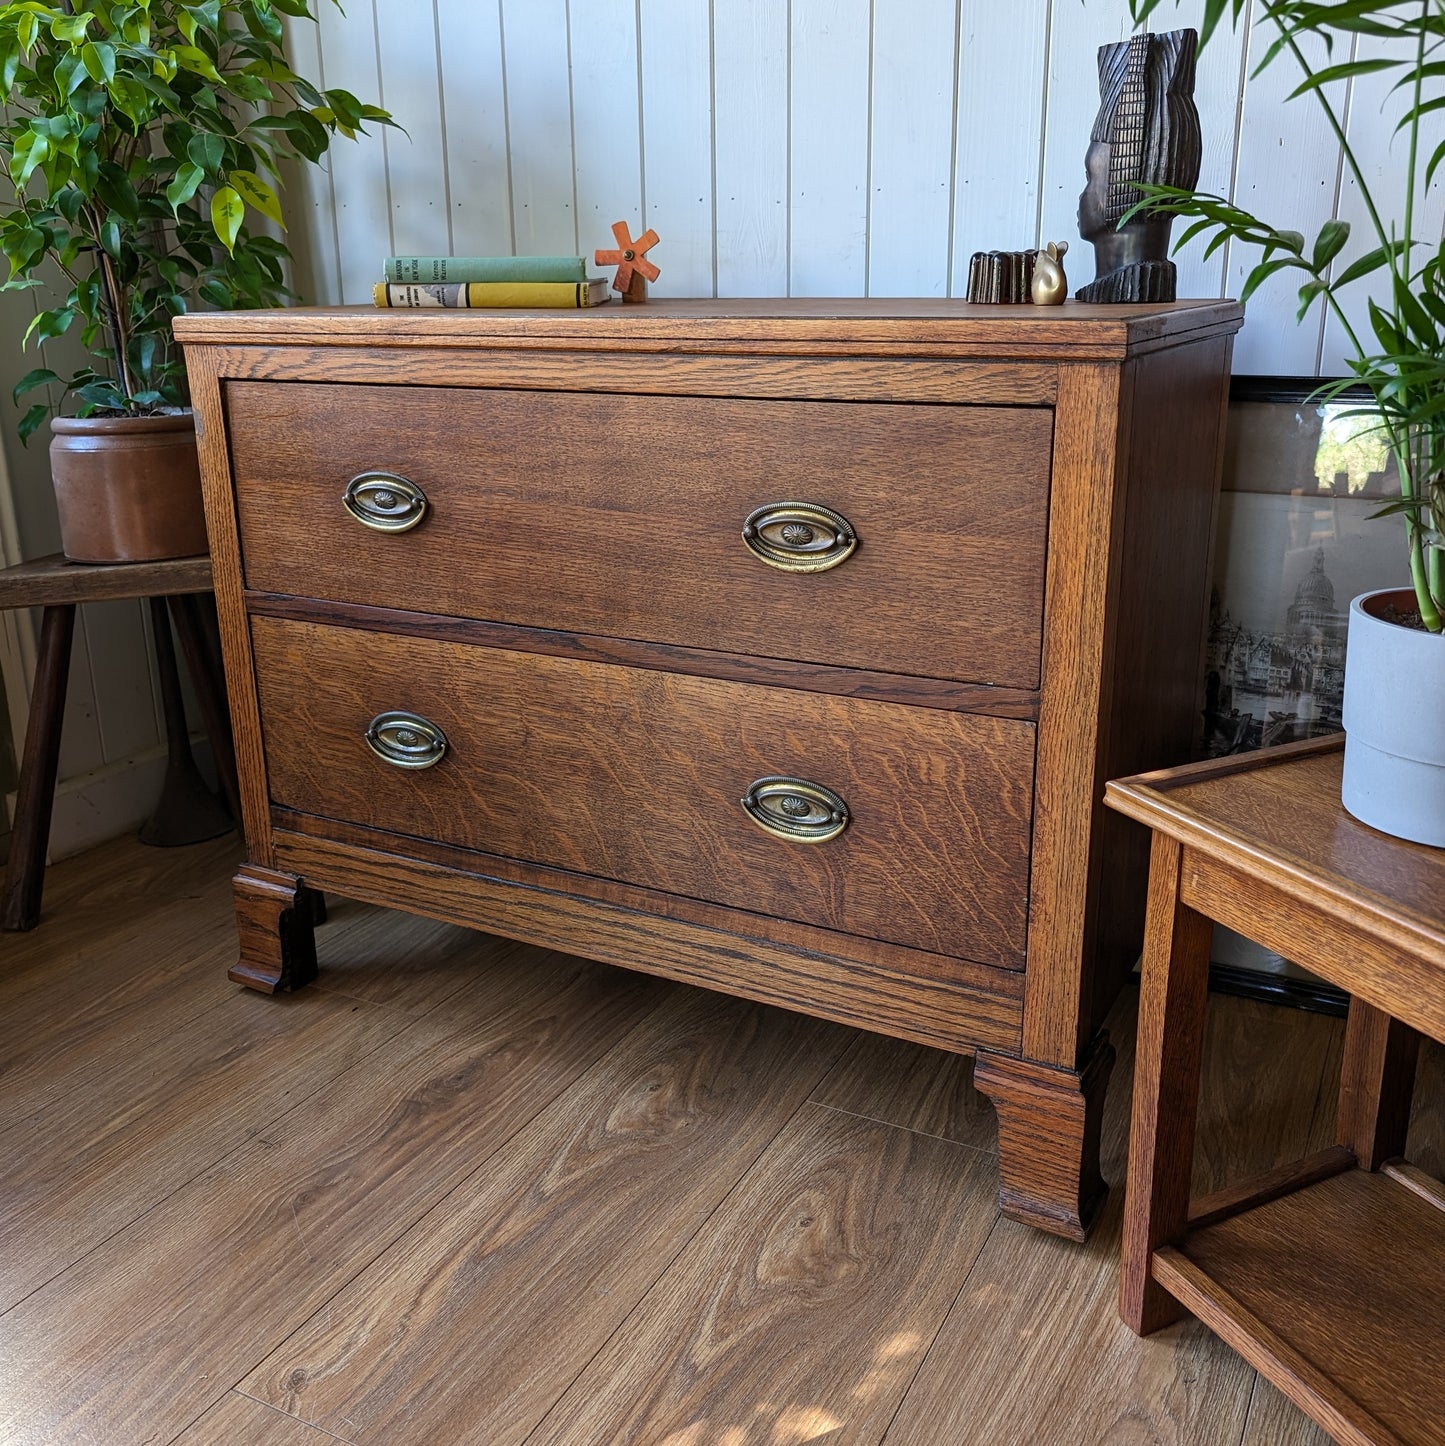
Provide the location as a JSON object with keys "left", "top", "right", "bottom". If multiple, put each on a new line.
{"left": 373, "top": 255, "right": 611, "bottom": 309}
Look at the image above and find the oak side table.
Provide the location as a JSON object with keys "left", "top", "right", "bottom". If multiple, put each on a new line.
{"left": 1106, "top": 735, "right": 1445, "bottom": 1446}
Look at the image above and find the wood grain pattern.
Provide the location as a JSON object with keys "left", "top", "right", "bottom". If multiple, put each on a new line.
{"left": 273, "top": 828, "right": 1025, "bottom": 1055}
{"left": 0, "top": 945, "right": 669, "bottom": 1446}
{"left": 0, "top": 551, "right": 211, "bottom": 608}
{"left": 271, "top": 807, "right": 1027, "bottom": 1000}
{"left": 809, "top": 1029, "right": 997, "bottom": 1152}
{"left": 6, "top": 830, "right": 1396, "bottom": 1444}
{"left": 1167, "top": 1170, "right": 1445, "bottom": 1446}
{"left": 0, "top": 979, "right": 399, "bottom": 1309}
{"left": 186, "top": 346, "right": 275, "bottom": 864}
{"left": 241, "top": 991, "right": 849, "bottom": 1446}
{"left": 1022, "top": 363, "right": 1127, "bottom": 1068}
{"left": 173, "top": 296, "right": 1246, "bottom": 358}
{"left": 206, "top": 342, "right": 1061, "bottom": 404}
{"left": 177, "top": 1392, "right": 348, "bottom": 1445}
{"left": 1242, "top": 1380, "right": 1336, "bottom": 1446}
{"left": 244, "top": 592, "right": 1043, "bottom": 721}
{"left": 252, "top": 617, "right": 1036, "bottom": 965}
{"left": 232, "top": 863, "right": 320, "bottom": 994}
{"left": 1337, "top": 999, "right": 1421, "bottom": 1171}
{"left": 883, "top": 984, "right": 1345, "bottom": 1446}
{"left": 228, "top": 383, "right": 1054, "bottom": 690}
{"left": 974, "top": 1030, "right": 1115, "bottom": 1241}
{"left": 536, "top": 1105, "right": 1000, "bottom": 1445}
{"left": 1119, "top": 831, "right": 1215, "bottom": 1334}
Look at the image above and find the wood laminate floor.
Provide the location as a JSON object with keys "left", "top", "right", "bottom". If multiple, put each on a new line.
{"left": 1, "top": 834, "right": 1441, "bottom": 1445}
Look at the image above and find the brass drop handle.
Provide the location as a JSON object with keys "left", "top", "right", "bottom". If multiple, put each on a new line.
{"left": 343, "top": 471, "right": 428, "bottom": 533}
{"left": 741, "top": 502, "right": 857, "bottom": 573}
{"left": 741, "top": 776, "right": 850, "bottom": 843}
{"left": 365, "top": 711, "right": 448, "bottom": 770}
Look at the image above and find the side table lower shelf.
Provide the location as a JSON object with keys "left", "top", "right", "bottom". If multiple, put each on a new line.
{"left": 1155, "top": 1163, "right": 1445, "bottom": 1446}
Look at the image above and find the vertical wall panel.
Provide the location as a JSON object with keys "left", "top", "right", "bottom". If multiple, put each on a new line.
{"left": 790, "top": 0, "right": 872, "bottom": 295}
{"left": 316, "top": 0, "right": 392, "bottom": 302}
{"left": 374, "top": 0, "right": 452, "bottom": 259}
{"left": 281, "top": 15, "right": 343, "bottom": 305}
{"left": 639, "top": 0, "right": 715, "bottom": 297}
{"left": 951, "top": 1, "right": 1049, "bottom": 290}
{"left": 435, "top": 0, "right": 513, "bottom": 259}
{"left": 501, "top": 0, "right": 577, "bottom": 255}
{"left": 570, "top": 1, "right": 644, "bottom": 269}
{"left": 1227, "top": 27, "right": 1351, "bottom": 375}
{"left": 1320, "top": 30, "right": 1445, "bottom": 376}
{"left": 714, "top": 0, "right": 790, "bottom": 296}
{"left": 867, "top": 0, "right": 957, "bottom": 297}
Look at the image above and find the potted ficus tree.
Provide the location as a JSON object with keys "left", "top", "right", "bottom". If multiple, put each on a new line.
{"left": 1124, "top": 0, "right": 1445, "bottom": 846}
{"left": 0, "top": 0, "right": 391, "bottom": 562}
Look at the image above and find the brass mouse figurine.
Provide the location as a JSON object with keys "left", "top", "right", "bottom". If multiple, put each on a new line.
{"left": 1031, "top": 241, "right": 1069, "bottom": 305}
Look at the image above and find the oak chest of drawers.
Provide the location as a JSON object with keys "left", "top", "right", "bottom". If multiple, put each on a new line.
{"left": 176, "top": 298, "right": 1242, "bottom": 1240}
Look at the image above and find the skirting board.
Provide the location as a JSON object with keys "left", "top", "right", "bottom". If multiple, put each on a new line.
{"left": 4, "top": 735, "right": 219, "bottom": 863}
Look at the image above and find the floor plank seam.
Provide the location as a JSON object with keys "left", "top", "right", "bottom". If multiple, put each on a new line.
{"left": 517, "top": 1089, "right": 851, "bottom": 1446}
{"left": 233, "top": 1390, "right": 361, "bottom": 1446}
{"left": 808, "top": 1098, "right": 999, "bottom": 1157}
{"left": 1237, "top": 1372, "right": 1260, "bottom": 1446}
{"left": 875, "top": 1208, "right": 1007, "bottom": 1445}
{"left": 0, "top": 991, "right": 440, "bottom": 1323}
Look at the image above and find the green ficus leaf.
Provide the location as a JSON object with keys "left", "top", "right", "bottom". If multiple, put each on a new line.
{"left": 12, "top": 366, "right": 60, "bottom": 405}
{"left": 9, "top": 130, "right": 48, "bottom": 189}
{"left": 187, "top": 132, "right": 225, "bottom": 173}
{"left": 81, "top": 41, "right": 115, "bottom": 85}
{"left": 210, "top": 185, "right": 244, "bottom": 254}
{"left": 165, "top": 161, "right": 205, "bottom": 214}
{"left": 227, "top": 168, "right": 284, "bottom": 227}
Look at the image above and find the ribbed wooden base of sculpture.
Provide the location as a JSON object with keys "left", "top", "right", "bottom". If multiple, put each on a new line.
{"left": 230, "top": 864, "right": 321, "bottom": 993}
{"left": 975, "top": 1031, "right": 1117, "bottom": 1241}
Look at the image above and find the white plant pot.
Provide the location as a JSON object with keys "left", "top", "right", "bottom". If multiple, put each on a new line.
{"left": 1341, "top": 588, "right": 1445, "bottom": 847}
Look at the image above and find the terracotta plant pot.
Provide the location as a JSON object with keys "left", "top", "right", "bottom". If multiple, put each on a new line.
{"left": 49, "top": 411, "right": 208, "bottom": 563}
{"left": 1340, "top": 587, "right": 1445, "bottom": 847}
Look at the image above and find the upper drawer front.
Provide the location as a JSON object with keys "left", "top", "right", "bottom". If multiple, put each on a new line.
{"left": 252, "top": 616, "right": 1035, "bottom": 967}
{"left": 228, "top": 382, "right": 1053, "bottom": 689}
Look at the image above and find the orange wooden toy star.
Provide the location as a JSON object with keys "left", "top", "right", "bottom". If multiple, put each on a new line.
{"left": 595, "top": 220, "right": 660, "bottom": 303}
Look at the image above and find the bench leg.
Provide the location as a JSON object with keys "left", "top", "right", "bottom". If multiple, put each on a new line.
{"left": 2, "top": 604, "right": 75, "bottom": 931}
{"left": 168, "top": 592, "right": 242, "bottom": 825}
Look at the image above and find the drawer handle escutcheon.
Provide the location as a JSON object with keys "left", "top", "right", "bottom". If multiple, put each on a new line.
{"left": 365, "top": 711, "right": 448, "bottom": 770}
{"left": 741, "top": 776, "right": 850, "bottom": 843}
{"left": 741, "top": 502, "right": 857, "bottom": 573}
{"left": 344, "top": 471, "right": 428, "bottom": 533}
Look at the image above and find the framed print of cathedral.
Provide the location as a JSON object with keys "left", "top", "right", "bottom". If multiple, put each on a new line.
{"left": 1201, "top": 378, "right": 1406, "bottom": 760}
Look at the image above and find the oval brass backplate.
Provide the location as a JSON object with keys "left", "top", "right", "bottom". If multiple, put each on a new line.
{"left": 741, "top": 776, "right": 850, "bottom": 843}
{"left": 741, "top": 502, "right": 857, "bottom": 573}
{"left": 364, "top": 711, "right": 448, "bottom": 770}
{"left": 343, "top": 471, "right": 429, "bottom": 533}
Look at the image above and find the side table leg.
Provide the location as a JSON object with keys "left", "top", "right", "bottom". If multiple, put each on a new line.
{"left": 231, "top": 864, "right": 320, "bottom": 994}
{"left": 1337, "top": 999, "right": 1420, "bottom": 1170}
{"left": 1119, "top": 831, "right": 1213, "bottom": 1334}
{"left": 2, "top": 604, "right": 75, "bottom": 931}
{"left": 974, "top": 1030, "right": 1116, "bottom": 1242}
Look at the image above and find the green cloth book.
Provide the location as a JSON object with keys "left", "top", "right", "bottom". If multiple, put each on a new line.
{"left": 373, "top": 279, "right": 612, "bottom": 309}
{"left": 382, "top": 255, "right": 588, "bottom": 284}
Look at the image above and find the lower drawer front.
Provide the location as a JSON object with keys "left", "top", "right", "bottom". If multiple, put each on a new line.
{"left": 252, "top": 616, "right": 1035, "bottom": 966}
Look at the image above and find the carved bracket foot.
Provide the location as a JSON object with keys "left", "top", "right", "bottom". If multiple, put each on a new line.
{"left": 974, "top": 1031, "right": 1117, "bottom": 1241}
{"left": 230, "top": 864, "right": 322, "bottom": 994}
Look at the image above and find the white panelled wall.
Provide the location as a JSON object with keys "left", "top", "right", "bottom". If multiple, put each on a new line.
{"left": 1, "top": 0, "right": 1438, "bottom": 856}
{"left": 284, "top": 0, "right": 1442, "bottom": 377}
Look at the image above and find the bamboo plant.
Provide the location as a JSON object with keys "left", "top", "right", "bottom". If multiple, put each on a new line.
{"left": 0, "top": 0, "right": 391, "bottom": 441}
{"left": 1124, "top": 0, "right": 1444, "bottom": 633}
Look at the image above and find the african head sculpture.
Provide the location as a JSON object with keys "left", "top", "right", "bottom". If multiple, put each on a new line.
{"left": 1076, "top": 28, "right": 1201, "bottom": 303}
